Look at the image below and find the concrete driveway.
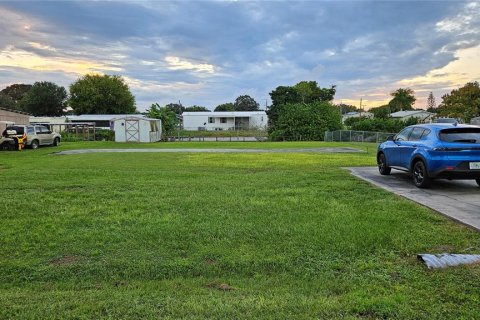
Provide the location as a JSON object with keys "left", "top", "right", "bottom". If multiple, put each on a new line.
{"left": 347, "top": 167, "right": 480, "bottom": 231}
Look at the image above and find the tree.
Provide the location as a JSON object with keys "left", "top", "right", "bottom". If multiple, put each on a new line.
{"left": 19, "top": 81, "right": 67, "bottom": 116}
{"left": 184, "top": 105, "right": 209, "bottom": 112}
{"left": 269, "top": 86, "right": 301, "bottom": 107}
{"left": 369, "top": 105, "right": 391, "bottom": 119}
{"left": 337, "top": 103, "right": 358, "bottom": 114}
{"left": 426, "top": 92, "right": 436, "bottom": 112}
{"left": 165, "top": 103, "right": 185, "bottom": 115}
{"left": 268, "top": 101, "right": 342, "bottom": 141}
{"left": 1, "top": 84, "right": 32, "bottom": 105}
{"left": 388, "top": 88, "right": 416, "bottom": 112}
{"left": 294, "top": 81, "right": 336, "bottom": 103}
{"left": 268, "top": 81, "right": 337, "bottom": 134}
{"left": 233, "top": 95, "right": 260, "bottom": 111}
{"left": 0, "top": 94, "right": 16, "bottom": 109}
{"left": 146, "top": 103, "right": 179, "bottom": 136}
{"left": 69, "top": 74, "right": 135, "bottom": 114}
{"left": 214, "top": 103, "right": 235, "bottom": 111}
{"left": 437, "top": 82, "right": 480, "bottom": 122}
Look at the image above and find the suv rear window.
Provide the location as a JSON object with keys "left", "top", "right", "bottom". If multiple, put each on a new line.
{"left": 439, "top": 128, "right": 480, "bottom": 143}
{"left": 6, "top": 126, "right": 24, "bottom": 135}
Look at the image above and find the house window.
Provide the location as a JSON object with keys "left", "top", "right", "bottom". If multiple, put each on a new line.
{"left": 208, "top": 117, "right": 215, "bottom": 124}
{"left": 220, "top": 117, "right": 227, "bottom": 124}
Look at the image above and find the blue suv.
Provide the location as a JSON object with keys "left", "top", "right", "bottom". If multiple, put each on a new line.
{"left": 377, "top": 123, "right": 480, "bottom": 188}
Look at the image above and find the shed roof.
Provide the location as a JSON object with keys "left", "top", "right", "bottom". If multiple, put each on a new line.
{"left": 112, "top": 116, "right": 160, "bottom": 122}
{"left": 68, "top": 114, "right": 146, "bottom": 121}
{"left": 0, "top": 107, "right": 30, "bottom": 115}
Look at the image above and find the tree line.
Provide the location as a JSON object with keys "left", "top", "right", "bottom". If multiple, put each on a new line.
{"left": 0, "top": 75, "right": 263, "bottom": 117}
{"left": 1, "top": 72, "right": 478, "bottom": 139}
{"left": 0, "top": 75, "right": 136, "bottom": 116}
{"left": 344, "top": 82, "right": 480, "bottom": 132}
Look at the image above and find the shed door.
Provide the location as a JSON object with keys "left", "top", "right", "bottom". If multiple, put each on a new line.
{"left": 125, "top": 120, "right": 140, "bottom": 142}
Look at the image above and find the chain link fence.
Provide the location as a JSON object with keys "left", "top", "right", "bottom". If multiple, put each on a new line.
{"left": 324, "top": 130, "right": 395, "bottom": 143}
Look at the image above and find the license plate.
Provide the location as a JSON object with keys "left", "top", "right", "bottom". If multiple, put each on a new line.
{"left": 469, "top": 162, "right": 480, "bottom": 170}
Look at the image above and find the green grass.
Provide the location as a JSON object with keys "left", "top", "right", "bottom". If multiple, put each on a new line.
{"left": 48, "top": 140, "right": 377, "bottom": 152}
{"left": 1, "top": 142, "right": 479, "bottom": 319}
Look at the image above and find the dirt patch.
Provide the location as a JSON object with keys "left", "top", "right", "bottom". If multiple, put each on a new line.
{"left": 49, "top": 255, "right": 82, "bottom": 266}
{"left": 356, "top": 310, "right": 378, "bottom": 319}
{"left": 204, "top": 282, "right": 234, "bottom": 291}
{"left": 431, "top": 245, "right": 456, "bottom": 252}
{"left": 204, "top": 258, "right": 217, "bottom": 265}
{"left": 113, "top": 281, "right": 128, "bottom": 287}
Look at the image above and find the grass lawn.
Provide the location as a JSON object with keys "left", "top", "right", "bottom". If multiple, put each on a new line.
{"left": 1, "top": 141, "right": 479, "bottom": 319}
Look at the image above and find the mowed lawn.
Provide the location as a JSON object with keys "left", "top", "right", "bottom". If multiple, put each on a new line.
{"left": 1, "top": 142, "right": 479, "bottom": 319}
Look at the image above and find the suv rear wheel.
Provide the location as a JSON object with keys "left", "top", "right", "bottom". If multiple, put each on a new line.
{"left": 53, "top": 137, "right": 60, "bottom": 147}
{"left": 30, "top": 140, "right": 39, "bottom": 150}
{"left": 413, "top": 160, "right": 431, "bottom": 188}
{"left": 476, "top": 179, "right": 480, "bottom": 187}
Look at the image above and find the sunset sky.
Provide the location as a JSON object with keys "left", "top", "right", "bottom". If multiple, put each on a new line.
{"left": 0, "top": 1, "right": 479, "bottom": 111}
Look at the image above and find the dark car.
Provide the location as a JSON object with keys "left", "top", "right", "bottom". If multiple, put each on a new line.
{"left": 377, "top": 123, "right": 480, "bottom": 188}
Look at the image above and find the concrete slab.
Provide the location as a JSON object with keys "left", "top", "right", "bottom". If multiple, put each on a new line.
{"left": 347, "top": 166, "right": 480, "bottom": 231}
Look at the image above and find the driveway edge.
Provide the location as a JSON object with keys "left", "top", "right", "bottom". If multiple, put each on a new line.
{"left": 346, "top": 167, "right": 480, "bottom": 232}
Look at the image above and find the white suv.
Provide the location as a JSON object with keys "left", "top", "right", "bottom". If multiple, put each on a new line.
{"left": 5, "top": 125, "right": 61, "bottom": 149}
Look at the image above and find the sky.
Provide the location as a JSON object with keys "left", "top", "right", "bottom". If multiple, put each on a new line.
{"left": 0, "top": 1, "right": 479, "bottom": 112}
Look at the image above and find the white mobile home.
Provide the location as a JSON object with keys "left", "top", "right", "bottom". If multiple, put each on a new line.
{"left": 112, "top": 116, "right": 162, "bottom": 143}
{"left": 182, "top": 111, "right": 268, "bottom": 131}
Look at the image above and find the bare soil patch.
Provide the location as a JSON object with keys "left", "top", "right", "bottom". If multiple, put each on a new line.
{"left": 204, "top": 282, "right": 234, "bottom": 291}
{"left": 49, "top": 255, "right": 82, "bottom": 266}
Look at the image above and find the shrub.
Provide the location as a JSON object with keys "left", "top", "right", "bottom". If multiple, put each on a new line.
{"left": 61, "top": 132, "right": 84, "bottom": 142}
{"left": 344, "top": 116, "right": 370, "bottom": 127}
{"left": 268, "top": 102, "right": 342, "bottom": 141}
{"left": 95, "top": 129, "right": 115, "bottom": 141}
{"left": 350, "top": 118, "right": 419, "bottom": 133}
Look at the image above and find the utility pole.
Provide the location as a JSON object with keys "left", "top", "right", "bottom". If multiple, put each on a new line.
{"left": 359, "top": 98, "right": 363, "bottom": 115}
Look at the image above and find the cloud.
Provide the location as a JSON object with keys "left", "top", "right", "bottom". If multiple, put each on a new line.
{"left": 0, "top": 45, "right": 122, "bottom": 74}
{"left": 164, "top": 56, "right": 215, "bottom": 74}
{"left": 0, "top": 1, "right": 479, "bottom": 111}
{"left": 28, "top": 42, "right": 56, "bottom": 52}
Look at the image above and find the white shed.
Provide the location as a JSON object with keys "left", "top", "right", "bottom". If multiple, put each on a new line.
{"left": 112, "top": 116, "right": 162, "bottom": 143}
